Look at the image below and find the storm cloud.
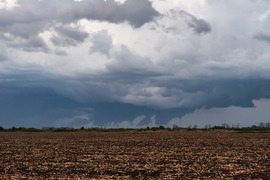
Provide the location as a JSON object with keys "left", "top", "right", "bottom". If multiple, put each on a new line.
{"left": 152, "top": 9, "right": 211, "bottom": 35}
{"left": 0, "top": 0, "right": 159, "bottom": 36}
{"left": 51, "top": 26, "right": 89, "bottom": 47}
{"left": 254, "top": 33, "right": 270, "bottom": 44}
{"left": 0, "top": 0, "right": 270, "bottom": 128}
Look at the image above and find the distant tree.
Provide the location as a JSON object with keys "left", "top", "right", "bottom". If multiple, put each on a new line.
{"left": 80, "top": 126, "right": 85, "bottom": 130}
{"left": 222, "top": 123, "right": 226, "bottom": 128}
{"left": 159, "top": 125, "right": 165, "bottom": 130}
{"left": 193, "top": 125, "right": 198, "bottom": 129}
{"left": 251, "top": 125, "right": 258, "bottom": 129}
{"left": 0, "top": 126, "right": 4, "bottom": 131}
{"left": 213, "top": 125, "right": 223, "bottom": 129}
{"left": 265, "top": 123, "right": 270, "bottom": 128}
{"left": 42, "top": 127, "right": 56, "bottom": 131}
{"left": 26, "top": 128, "right": 42, "bottom": 132}
{"left": 172, "top": 124, "right": 179, "bottom": 130}
{"left": 222, "top": 123, "right": 229, "bottom": 129}
{"left": 259, "top": 122, "right": 265, "bottom": 128}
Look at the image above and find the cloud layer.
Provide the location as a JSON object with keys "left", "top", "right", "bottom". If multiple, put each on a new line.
{"left": 1, "top": 0, "right": 270, "bottom": 127}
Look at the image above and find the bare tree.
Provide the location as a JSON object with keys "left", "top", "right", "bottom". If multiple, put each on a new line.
{"left": 259, "top": 122, "right": 265, "bottom": 128}
{"left": 172, "top": 124, "right": 179, "bottom": 130}
{"left": 222, "top": 123, "right": 229, "bottom": 129}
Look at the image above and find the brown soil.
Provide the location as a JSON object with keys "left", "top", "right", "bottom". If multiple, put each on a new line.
{"left": 0, "top": 131, "right": 269, "bottom": 179}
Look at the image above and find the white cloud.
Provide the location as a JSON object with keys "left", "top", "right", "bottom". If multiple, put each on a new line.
{"left": 133, "top": 115, "right": 145, "bottom": 126}
{"left": 54, "top": 114, "right": 94, "bottom": 128}
{"left": 106, "top": 115, "right": 145, "bottom": 128}
{"left": 168, "top": 99, "right": 270, "bottom": 128}
{"left": 259, "top": 9, "right": 270, "bottom": 21}
{"left": 148, "top": 115, "right": 157, "bottom": 127}
{"left": 0, "top": 0, "right": 18, "bottom": 10}
{"left": 106, "top": 115, "right": 160, "bottom": 128}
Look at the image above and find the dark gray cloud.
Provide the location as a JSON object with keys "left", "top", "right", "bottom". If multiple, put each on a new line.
{"left": 1, "top": 71, "right": 270, "bottom": 128}
{"left": 23, "top": 36, "right": 49, "bottom": 52}
{"left": 0, "top": 76, "right": 194, "bottom": 128}
{"left": 37, "top": 55, "right": 270, "bottom": 110}
{"left": 159, "top": 79, "right": 270, "bottom": 109}
{"left": 56, "top": 27, "right": 88, "bottom": 42}
{"left": 181, "top": 11, "right": 212, "bottom": 34}
{"left": 51, "top": 26, "right": 89, "bottom": 46}
{"left": 59, "top": 0, "right": 159, "bottom": 27}
{"left": 0, "top": 0, "right": 158, "bottom": 38}
{"left": 0, "top": 84, "right": 84, "bottom": 128}
{"left": 1, "top": 21, "right": 46, "bottom": 39}
{"left": 153, "top": 9, "right": 211, "bottom": 35}
{"left": 117, "top": 0, "right": 160, "bottom": 27}
{"left": 8, "top": 36, "right": 49, "bottom": 52}
{"left": 254, "top": 33, "right": 270, "bottom": 43}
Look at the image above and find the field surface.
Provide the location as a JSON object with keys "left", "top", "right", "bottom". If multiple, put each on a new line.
{"left": 0, "top": 131, "right": 269, "bottom": 179}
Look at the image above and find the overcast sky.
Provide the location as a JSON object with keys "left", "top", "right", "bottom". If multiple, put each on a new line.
{"left": 0, "top": 0, "right": 270, "bottom": 128}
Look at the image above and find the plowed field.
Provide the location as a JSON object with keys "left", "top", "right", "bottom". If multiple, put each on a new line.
{"left": 0, "top": 131, "right": 269, "bottom": 179}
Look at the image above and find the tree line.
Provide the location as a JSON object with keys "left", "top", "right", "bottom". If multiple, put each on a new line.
{"left": 0, "top": 122, "right": 270, "bottom": 132}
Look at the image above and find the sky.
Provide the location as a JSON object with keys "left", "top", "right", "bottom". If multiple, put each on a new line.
{"left": 0, "top": 0, "right": 270, "bottom": 128}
